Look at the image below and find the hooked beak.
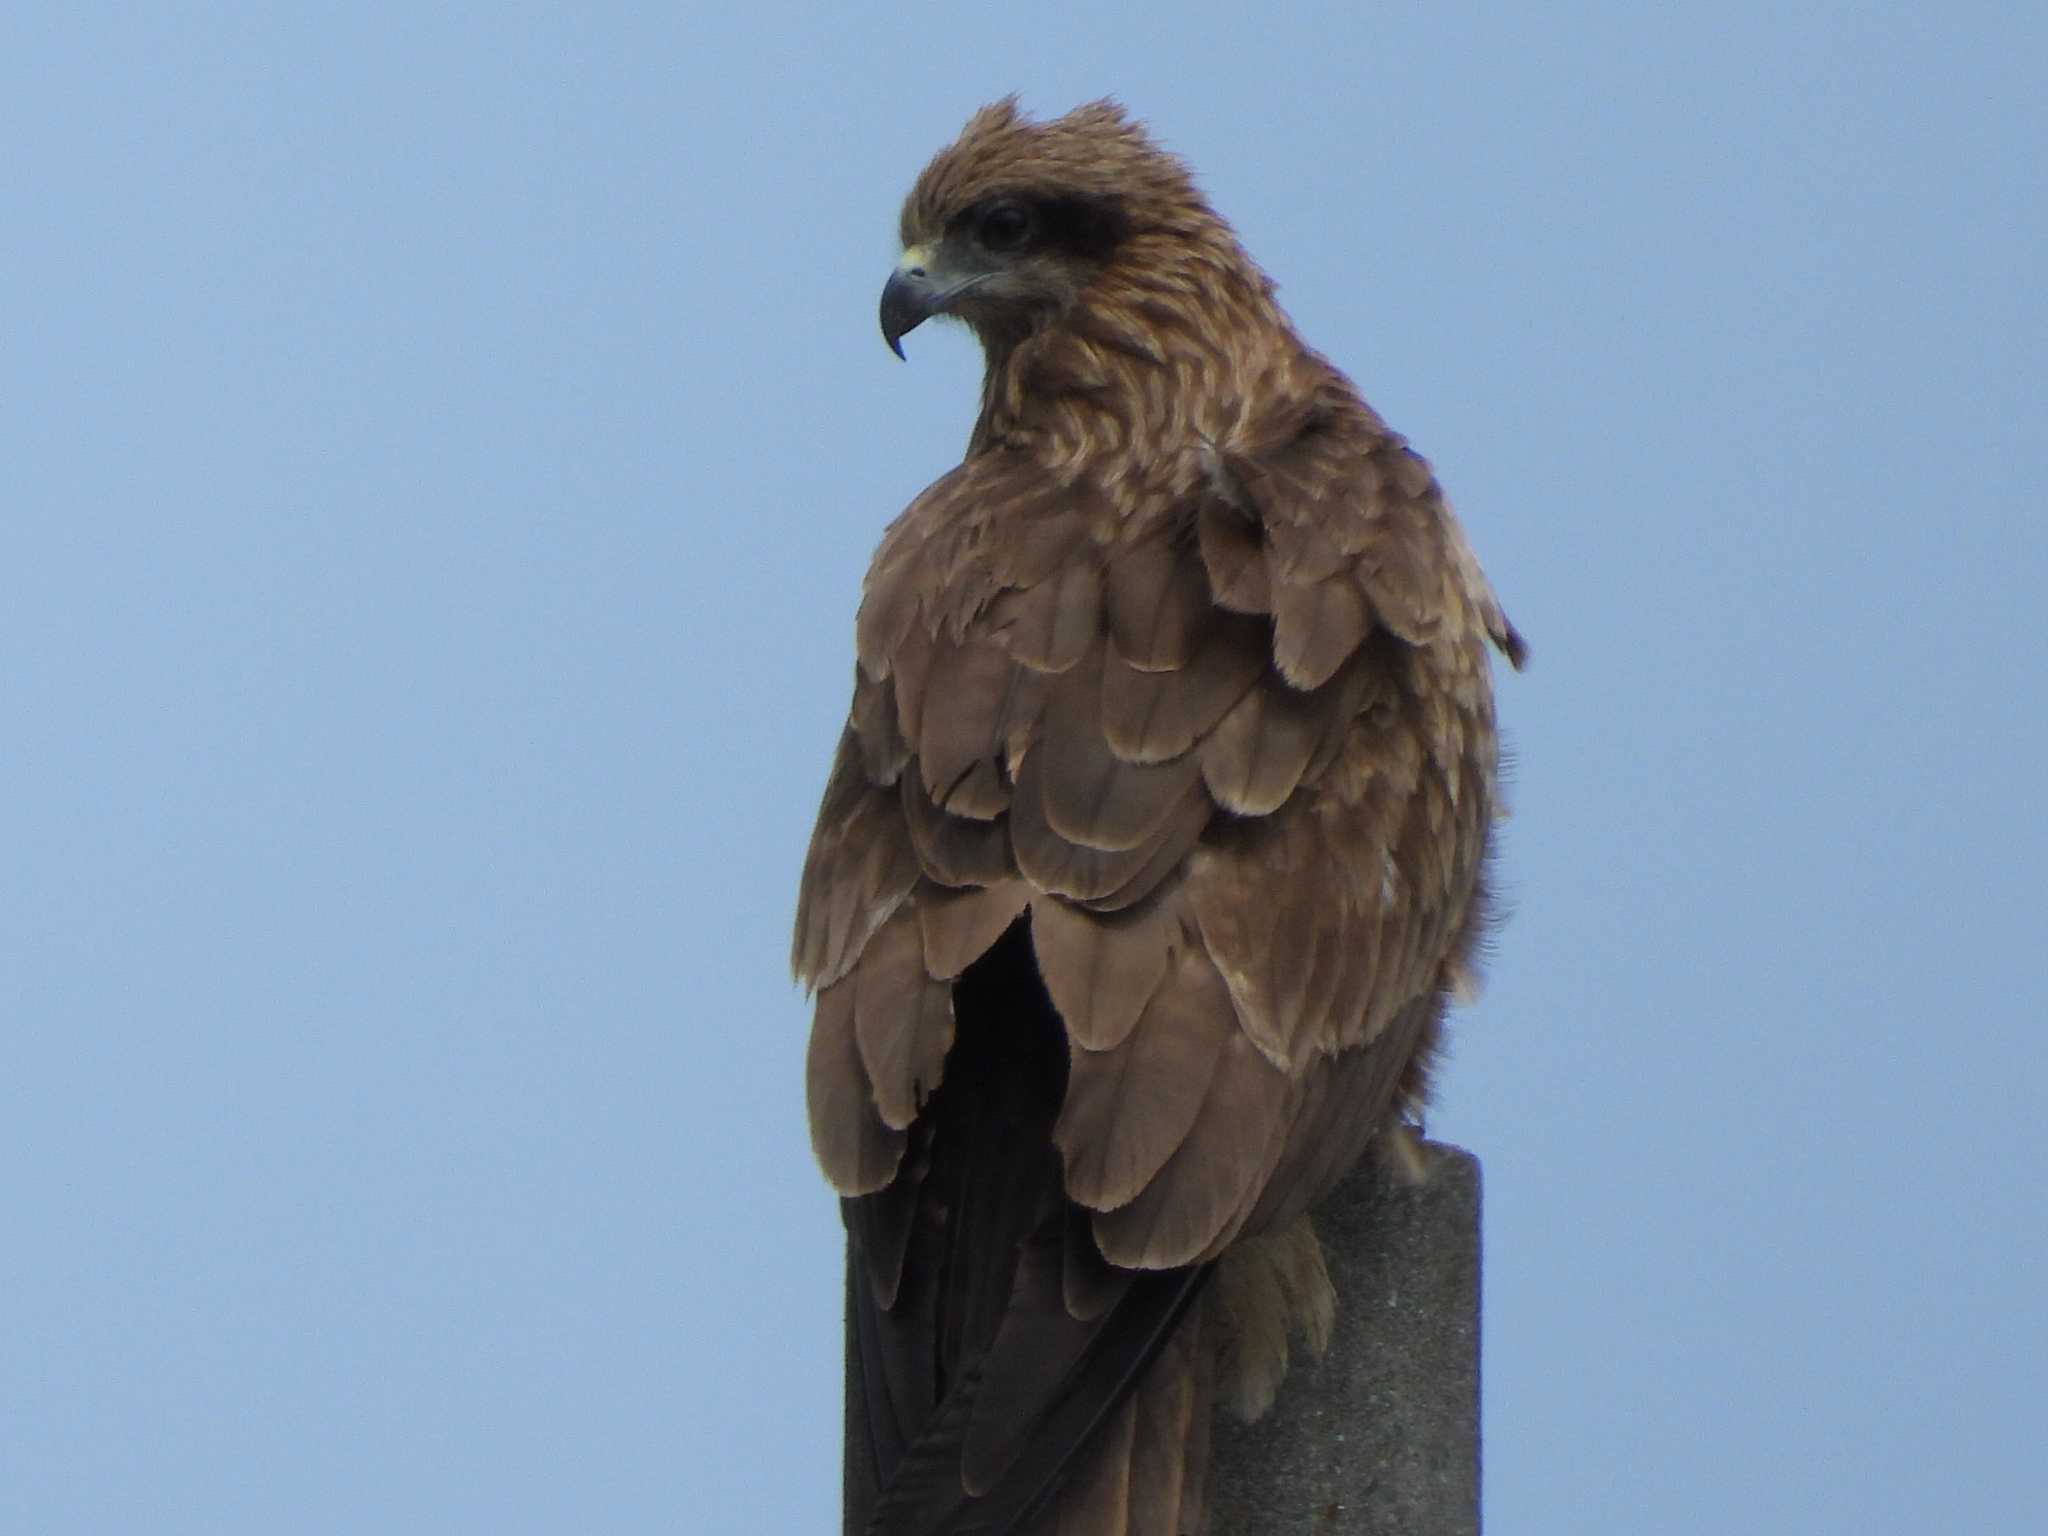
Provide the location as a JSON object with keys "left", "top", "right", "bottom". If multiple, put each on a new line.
{"left": 879, "top": 264, "right": 936, "bottom": 360}
{"left": 879, "top": 243, "right": 989, "bottom": 359}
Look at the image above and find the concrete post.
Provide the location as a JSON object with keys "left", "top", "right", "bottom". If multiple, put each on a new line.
{"left": 1208, "top": 1141, "right": 1482, "bottom": 1535}
{"left": 840, "top": 1142, "right": 1482, "bottom": 1534}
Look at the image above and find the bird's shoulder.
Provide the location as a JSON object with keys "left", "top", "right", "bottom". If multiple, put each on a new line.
{"left": 854, "top": 365, "right": 1522, "bottom": 693}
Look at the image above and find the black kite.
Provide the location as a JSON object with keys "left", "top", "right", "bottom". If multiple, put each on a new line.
{"left": 793, "top": 99, "right": 1524, "bottom": 1536}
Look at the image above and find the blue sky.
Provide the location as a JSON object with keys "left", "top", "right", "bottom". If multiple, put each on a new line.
{"left": 5, "top": 3, "right": 2043, "bottom": 1531}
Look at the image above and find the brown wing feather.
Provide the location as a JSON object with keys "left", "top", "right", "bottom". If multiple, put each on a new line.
{"left": 1010, "top": 736, "right": 1208, "bottom": 906}
{"left": 900, "top": 776, "right": 1015, "bottom": 890}
{"left": 987, "top": 560, "right": 1101, "bottom": 673}
{"left": 1270, "top": 571, "right": 1370, "bottom": 688}
{"left": 918, "top": 638, "right": 1039, "bottom": 816}
{"left": 1029, "top": 643, "right": 1206, "bottom": 852}
{"left": 1198, "top": 644, "right": 1366, "bottom": 815}
{"left": 807, "top": 977, "right": 907, "bottom": 1196}
{"left": 1087, "top": 1027, "right": 1296, "bottom": 1270}
{"left": 791, "top": 728, "right": 920, "bottom": 992}
{"left": 919, "top": 879, "right": 1033, "bottom": 981}
{"left": 1102, "top": 529, "right": 1210, "bottom": 669}
{"left": 1100, "top": 614, "right": 1267, "bottom": 764}
{"left": 1028, "top": 887, "right": 1178, "bottom": 1053}
{"left": 1193, "top": 495, "right": 1271, "bottom": 615}
{"left": 854, "top": 909, "right": 955, "bottom": 1131}
{"left": 1054, "top": 943, "right": 1235, "bottom": 1212}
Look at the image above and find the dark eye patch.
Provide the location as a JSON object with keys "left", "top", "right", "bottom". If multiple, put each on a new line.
{"left": 977, "top": 202, "right": 1034, "bottom": 253}
{"left": 956, "top": 193, "right": 1128, "bottom": 263}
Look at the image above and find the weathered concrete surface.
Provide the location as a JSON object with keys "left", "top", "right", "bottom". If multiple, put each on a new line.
{"left": 840, "top": 1142, "right": 1482, "bottom": 1534}
{"left": 1209, "top": 1142, "right": 1481, "bottom": 1536}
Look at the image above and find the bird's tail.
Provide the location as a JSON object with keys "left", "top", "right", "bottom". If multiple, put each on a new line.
{"left": 1027, "top": 1215, "right": 1335, "bottom": 1536}
{"left": 843, "top": 1221, "right": 1336, "bottom": 1535}
{"left": 1024, "top": 1285, "right": 1215, "bottom": 1536}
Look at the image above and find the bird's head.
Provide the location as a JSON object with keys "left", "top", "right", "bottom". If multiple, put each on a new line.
{"left": 880, "top": 98, "right": 1219, "bottom": 361}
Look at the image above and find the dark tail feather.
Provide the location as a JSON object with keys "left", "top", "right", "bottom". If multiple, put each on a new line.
{"left": 844, "top": 918, "right": 1215, "bottom": 1535}
{"left": 861, "top": 1230, "right": 1208, "bottom": 1536}
{"left": 1022, "top": 1289, "right": 1215, "bottom": 1536}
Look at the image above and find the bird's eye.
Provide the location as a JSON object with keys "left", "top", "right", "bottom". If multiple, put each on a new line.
{"left": 977, "top": 203, "right": 1034, "bottom": 254}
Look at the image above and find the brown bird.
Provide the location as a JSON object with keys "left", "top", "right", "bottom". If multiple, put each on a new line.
{"left": 793, "top": 99, "right": 1524, "bottom": 1536}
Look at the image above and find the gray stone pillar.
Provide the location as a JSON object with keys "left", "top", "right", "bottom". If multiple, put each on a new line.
{"left": 1208, "top": 1142, "right": 1482, "bottom": 1535}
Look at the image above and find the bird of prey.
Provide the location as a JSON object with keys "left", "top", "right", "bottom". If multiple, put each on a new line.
{"left": 793, "top": 99, "right": 1524, "bottom": 1536}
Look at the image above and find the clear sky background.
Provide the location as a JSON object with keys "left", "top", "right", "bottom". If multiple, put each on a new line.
{"left": 5, "top": 3, "right": 2043, "bottom": 1532}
